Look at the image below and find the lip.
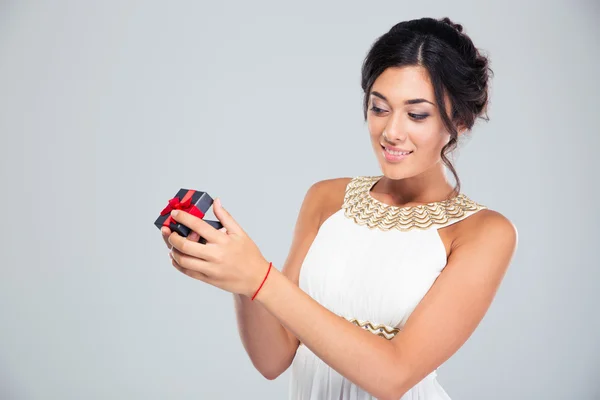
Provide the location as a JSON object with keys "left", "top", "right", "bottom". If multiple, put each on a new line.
{"left": 381, "top": 145, "right": 413, "bottom": 162}
{"left": 381, "top": 145, "right": 413, "bottom": 153}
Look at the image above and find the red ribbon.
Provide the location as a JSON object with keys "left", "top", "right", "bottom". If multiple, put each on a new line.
{"left": 160, "top": 189, "right": 205, "bottom": 228}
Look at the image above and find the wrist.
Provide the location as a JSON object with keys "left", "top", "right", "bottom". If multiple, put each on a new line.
{"left": 249, "top": 259, "right": 273, "bottom": 300}
{"left": 251, "top": 263, "right": 282, "bottom": 303}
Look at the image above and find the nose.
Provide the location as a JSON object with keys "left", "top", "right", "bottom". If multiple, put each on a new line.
{"left": 383, "top": 127, "right": 407, "bottom": 143}
{"left": 382, "top": 117, "right": 408, "bottom": 142}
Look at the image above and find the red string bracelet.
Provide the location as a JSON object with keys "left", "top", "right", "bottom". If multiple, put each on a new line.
{"left": 251, "top": 261, "right": 272, "bottom": 301}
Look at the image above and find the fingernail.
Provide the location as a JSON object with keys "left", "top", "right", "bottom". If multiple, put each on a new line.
{"left": 171, "top": 210, "right": 179, "bottom": 216}
{"left": 216, "top": 198, "right": 221, "bottom": 207}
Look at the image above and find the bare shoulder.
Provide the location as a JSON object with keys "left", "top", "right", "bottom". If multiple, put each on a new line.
{"left": 309, "top": 176, "right": 352, "bottom": 198}
{"left": 463, "top": 208, "right": 517, "bottom": 239}
{"left": 308, "top": 177, "right": 353, "bottom": 227}
{"left": 451, "top": 208, "right": 519, "bottom": 264}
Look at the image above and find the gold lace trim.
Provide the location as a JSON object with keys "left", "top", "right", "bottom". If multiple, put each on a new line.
{"left": 341, "top": 175, "right": 487, "bottom": 232}
{"left": 298, "top": 317, "right": 400, "bottom": 347}
{"left": 345, "top": 317, "right": 400, "bottom": 339}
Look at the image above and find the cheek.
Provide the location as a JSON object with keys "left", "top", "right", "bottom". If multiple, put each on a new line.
{"left": 416, "top": 134, "right": 446, "bottom": 159}
{"left": 367, "top": 118, "right": 382, "bottom": 137}
{"left": 411, "top": 129, "right": 449, "bottom": 154}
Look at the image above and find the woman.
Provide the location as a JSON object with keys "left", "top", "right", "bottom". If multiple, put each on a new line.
{"left": 161, "top": 16, "right": 518, "bottom": 400}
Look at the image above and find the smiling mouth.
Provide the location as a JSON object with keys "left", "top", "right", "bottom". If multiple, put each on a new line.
{"left": 381, "top": 145, "right": 413, "bottom": 156}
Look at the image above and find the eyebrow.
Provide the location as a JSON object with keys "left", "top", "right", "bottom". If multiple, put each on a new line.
{"left": 370, "top": 91, "right": 435, "bottom": 106}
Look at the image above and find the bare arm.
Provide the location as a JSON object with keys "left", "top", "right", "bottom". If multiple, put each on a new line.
{"left": 389, "top": 211, "right": 518, "bottom": 397}
{"left": 233, "top": 180, "right": 327, "bottom": 380}
{"left": 252, "top": 209, "right": 518, "bottom": 399}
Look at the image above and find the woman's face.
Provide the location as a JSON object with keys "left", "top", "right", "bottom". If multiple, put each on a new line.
{"left": 367, "top": 65, "right": 457, "bottom": 180}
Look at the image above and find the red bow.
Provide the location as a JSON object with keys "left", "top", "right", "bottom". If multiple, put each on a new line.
{"left": 160, "top": 195, "right": 193, "bottom": 216}
{"left": 159, "top": 190, "right": 206, "bottom": 230}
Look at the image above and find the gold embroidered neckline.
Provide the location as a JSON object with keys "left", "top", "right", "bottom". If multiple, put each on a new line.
{"left": 341, "top": 175, "right": 487, "bottom": 231}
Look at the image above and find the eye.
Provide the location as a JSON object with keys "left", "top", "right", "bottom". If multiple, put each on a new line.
{"left": 409, "top": 113, "right": 429, "bottom": 120}
{"left": 369, "top": 106, "right": 387, "bottom": 114}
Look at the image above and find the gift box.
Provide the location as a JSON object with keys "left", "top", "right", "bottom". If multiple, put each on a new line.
{"left": 154, "top": 189, "right": 223, "bottom": 244}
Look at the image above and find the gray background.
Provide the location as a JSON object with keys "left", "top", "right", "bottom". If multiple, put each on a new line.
{"left": 1, "top": 0, "right": 598, "bottom": 399}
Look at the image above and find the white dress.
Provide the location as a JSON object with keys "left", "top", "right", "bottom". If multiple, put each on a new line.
{"left": 289, "top": 175, "right": 488, "bottom": 400}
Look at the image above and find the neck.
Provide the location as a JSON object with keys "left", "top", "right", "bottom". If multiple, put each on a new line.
{"left": 374, "top": 163, "right": 457, "bottom": 206}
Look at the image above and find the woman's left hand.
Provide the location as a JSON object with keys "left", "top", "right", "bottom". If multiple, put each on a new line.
{"left": 167, "top": 198, "right": 271, "bottom": 298}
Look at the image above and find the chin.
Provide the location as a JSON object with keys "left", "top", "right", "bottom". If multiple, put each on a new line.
{"left": 378, "top": 164, "right": 409, "bottom": 180}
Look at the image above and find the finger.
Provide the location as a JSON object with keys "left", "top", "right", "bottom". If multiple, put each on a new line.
{"left": 170, "top": 247, "right": 220, "bottom": 277}
{"left": 169, "top": 210, "right": 224, "bottom": 244}
{"left": 170, "top": 253, "right": 211, "bottom": 281}
{"left": 168, "top": 231, "right": 217, "bottom": 261}
{"left": 161, "top": 227, "right": 173, "bottom": 249}
{"left": 188, "top": 231, "right": 200, "bottom": 242}
{"left": 212, "top": 198, "right": 245, "bottom": 236}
